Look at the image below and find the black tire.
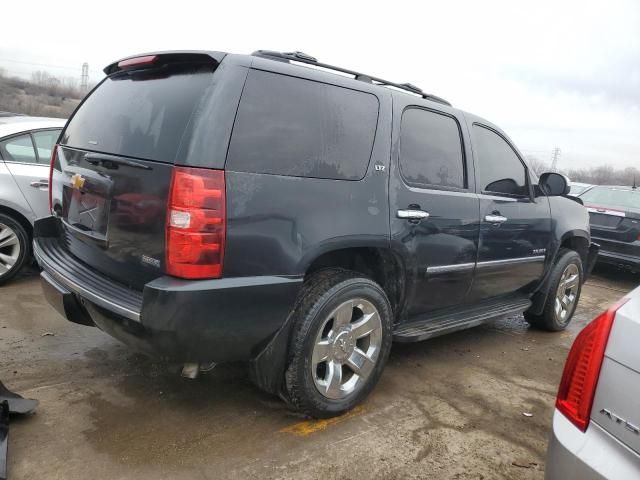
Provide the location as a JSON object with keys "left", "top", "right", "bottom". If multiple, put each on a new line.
{"left": 525, "top": 248, "right": 583, "bottom": 331}
{"left": 0, "top": 213, "right": 30, "bottom": 286}
{"left": 284, "top": 269, "right": 393, "bottom": 418}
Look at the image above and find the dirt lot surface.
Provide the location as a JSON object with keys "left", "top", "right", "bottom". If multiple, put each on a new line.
{"left": 1, "top": 266, "right": 638, "bottom": 479}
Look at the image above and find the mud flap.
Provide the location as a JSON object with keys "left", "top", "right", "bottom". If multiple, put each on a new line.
{"left": 585, "top": 242, "right": 600, "bottom": 280}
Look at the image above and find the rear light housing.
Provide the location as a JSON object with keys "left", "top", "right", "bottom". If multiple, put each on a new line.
{"left": 48, "top": 144, "right": 58, "bottom": 211}
{"left": 166, "top": 167, "right": 225, "bottom": 279}
{"left": 556, "top": 298, "right": 629, "bottom": 431}
{"left": 117, "top": 55, "right": 158, "bottom": 70}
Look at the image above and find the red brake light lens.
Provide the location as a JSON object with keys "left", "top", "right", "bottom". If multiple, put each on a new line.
{"left": 556, "top": 297, "right": 629, "bottom": 431}
{"left": 48, "top": 144, "right": 58, "bottom": 211}
{"left": 166, "top": 167, "right": 225, "bottom": 279}
{"left": 117, "top": 55, "right": 158, "bottom": 70}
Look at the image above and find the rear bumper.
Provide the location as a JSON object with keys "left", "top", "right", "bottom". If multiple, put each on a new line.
{"left": 591, "top": 237, "right": 639, "bottom": 270}
{"left": 596, "top": 250, "right": 640, "bottom": 270}
{"left": 34, "top": 228, "right": 303, "bottom": 363}
{"left": 545, "top": 410, "right": 640, "bottom": 480}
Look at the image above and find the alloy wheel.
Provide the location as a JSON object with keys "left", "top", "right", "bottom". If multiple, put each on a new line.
{"left": 555, "top": 263, "right": 580, "bottom": 322}
{"left": 0, "top": 223, "right": 21, "bottom": 278}
{"left": 311, "top": 298, "right": 382, "bottom": 400}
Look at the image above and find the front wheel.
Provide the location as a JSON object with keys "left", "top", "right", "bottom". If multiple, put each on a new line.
{"left": 525, "top": 249, "right": 583, "bottom": 331}
{"left": 284, "top": 269, "right": 392, "bottom": 418}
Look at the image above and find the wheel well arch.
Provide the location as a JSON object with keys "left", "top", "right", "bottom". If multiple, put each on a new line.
{"left": 0, "top": 205, "right": 33, "bottom": 241}
{"left": 559, "top": 234, "right": 589, "bottom": 269}
{"left": 304, "top": 247, "right": 404, "bottom": 317}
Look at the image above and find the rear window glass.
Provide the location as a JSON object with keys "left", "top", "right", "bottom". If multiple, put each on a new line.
{"left": 61, "top": 64, "right": 215, "bottom": 163}
{"left": 226, "top": 69, "right": 379, "bottom": 180}
{"left": 580, "top": 186, "right": 640, "bottom": 210}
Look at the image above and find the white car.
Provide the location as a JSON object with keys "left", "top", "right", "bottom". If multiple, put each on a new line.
{"left": 546, "top": 285, "right": 640, "bottom": 478}
{"left": 0, "top": 114, "right": 65, "bottom": 283}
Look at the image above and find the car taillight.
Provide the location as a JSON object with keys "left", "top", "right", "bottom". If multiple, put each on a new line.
{"left": 556, "top": 297, "right": 629, "bottom": 431}
{"left": 48, "top": 144, "right": 58, "bottom": 211}
{"left": 166, "top": 166, "right": 225, "bottom": 279}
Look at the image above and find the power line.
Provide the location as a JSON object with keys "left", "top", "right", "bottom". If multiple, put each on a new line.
{"left": 0, "top": 57, "right": 100, "bottom": 74}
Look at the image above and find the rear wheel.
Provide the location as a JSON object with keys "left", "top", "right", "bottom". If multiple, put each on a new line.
{"left": 0, "top": 214, "right": 30, "bottom": 285}
{"left": 525, "top": 249, "right": 583, "bottom": 331}
{"left": 285, "top": 269, "right": 392, "bottom": 418}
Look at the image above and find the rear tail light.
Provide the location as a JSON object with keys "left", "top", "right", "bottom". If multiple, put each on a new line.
{"left": 48, "top": 144, "right": 58, "bottom": 211}
{"left": 556, "top": 297, "right": 629, "bottom": 431}
{"left": 166, "top": 167, "right": 225, "bottom": 279}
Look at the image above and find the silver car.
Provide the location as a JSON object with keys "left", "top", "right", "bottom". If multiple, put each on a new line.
{"left": 0, "top": 114, "right": 65, "bottom": 283}
{"left": 546, "top": 285, "right": 640, "bottom": 478}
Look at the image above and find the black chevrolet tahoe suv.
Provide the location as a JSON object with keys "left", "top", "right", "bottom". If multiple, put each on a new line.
{"left": 34, "top": 50, "right": 598, "bottom": 418}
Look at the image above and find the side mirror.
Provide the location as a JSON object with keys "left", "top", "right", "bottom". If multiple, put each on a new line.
{"left": 539, "top": 172, "right": 570, "bottom": 196}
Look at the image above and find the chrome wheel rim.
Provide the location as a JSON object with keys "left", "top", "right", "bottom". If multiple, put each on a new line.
{"left": 555, "top": 263, "right": 580, "bottom": 322}
{"left": 312, "top": 298, "right": 382, "bottom": 400}
{"left": 0, "top": 223, "right": 20, "bottom": 277}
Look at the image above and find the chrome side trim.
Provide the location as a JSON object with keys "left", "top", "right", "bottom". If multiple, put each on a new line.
{"left": 34, "top": 243, "right": 141, "bottom": 322}
{"left": 427, "top": 262, "right": 475, "bottom": 274}
{"left": 476, "top": 255, "right": 545, "bottom": 268}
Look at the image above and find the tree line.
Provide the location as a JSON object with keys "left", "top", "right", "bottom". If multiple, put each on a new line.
{"left": 526, "top": 155, "right": 638, "bottom": 186}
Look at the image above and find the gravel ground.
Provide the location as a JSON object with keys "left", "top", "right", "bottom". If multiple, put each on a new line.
{"left": 1, "top": 265, "right": 638, "bottom": 479}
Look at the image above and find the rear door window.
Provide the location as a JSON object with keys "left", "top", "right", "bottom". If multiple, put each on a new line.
{"left": 0, "top": 134, "right": 37, "bottom": 163}
{"left": 32, "top": 129, "right": 61, "bottom": 163}
{"left": 473, "top": 125, "right": 528, "bottom": 197}
{"left": 61, "top": 64, "right": 215, "bottom": 163}
{"left": 226, "top": 69, "right": 379, "bottom": 180}
{"left": 399, "top": 108, "right": 466, "bottom": 189}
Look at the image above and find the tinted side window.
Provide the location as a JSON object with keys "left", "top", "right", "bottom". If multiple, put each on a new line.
{"left": 473, "top": 125, "right": 527, "bottom": 196}
{"left": 0, "top": 134, "right": 37, "bottom": 163}
{"left": 399, "top": 108, "right": 465, "bottom": 189}
{"left": 226, "top": 70, "right": 379, "bottom": 180}
{"left": 32, "top": 129, "right": 61, "bottom": 164}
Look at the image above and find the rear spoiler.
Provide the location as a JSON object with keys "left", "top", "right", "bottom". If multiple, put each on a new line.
{"left": 103, "top": 50, "right": 226, "bottom": 75}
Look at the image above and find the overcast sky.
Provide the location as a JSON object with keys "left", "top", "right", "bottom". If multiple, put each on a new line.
{"left": 1, "top": 0, "right": 638, "bottom": 170}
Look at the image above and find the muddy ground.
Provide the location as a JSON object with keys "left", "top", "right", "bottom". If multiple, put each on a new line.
{"left": 1, "top": 265, "right": 638, "bottom": 479}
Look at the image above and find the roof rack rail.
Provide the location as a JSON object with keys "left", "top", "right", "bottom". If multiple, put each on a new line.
{"left": 251, "top": 50, "right": 452, "bottom": 107}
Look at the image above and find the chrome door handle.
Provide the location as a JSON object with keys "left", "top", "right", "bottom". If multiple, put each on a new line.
{"left": 397, "top": 209, "right": 430, "bottom": 220}
{"left": 30, "top": 180, "right": 49, "bottom": 188}
{"left": 485, "top": 214, "right": 507, "bottom": 223}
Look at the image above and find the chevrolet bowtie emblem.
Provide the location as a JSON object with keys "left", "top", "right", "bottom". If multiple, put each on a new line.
{"left": 70, "top": 173, "right": 85, "bottom": 190}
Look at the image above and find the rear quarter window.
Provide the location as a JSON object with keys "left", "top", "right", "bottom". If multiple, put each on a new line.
{"left": 226, "top": 69, "right": 379, "bottom": 180}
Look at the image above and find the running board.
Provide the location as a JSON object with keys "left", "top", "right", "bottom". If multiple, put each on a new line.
{"left": 393, "top": 297, "right": 532, "bottom": 343}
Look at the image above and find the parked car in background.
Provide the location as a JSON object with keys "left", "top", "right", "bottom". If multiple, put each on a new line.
{"left": 579, "top": 185, "right": 640, "bottom": 273}
{"left": 35, "top": 50, "right": 596, "bottom": 417}
{"left": 0, "top": 115, "right": 65, "bottom": 283}
{"left": 546, "top": 286, "right": 640, "bottom": 479}
{"left": 569, "top": 182, "right": 593, "bottom": 197}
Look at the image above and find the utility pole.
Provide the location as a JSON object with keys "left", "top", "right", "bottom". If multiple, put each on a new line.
{"left": 550, "top": 147, "right": 561, "bottom": 172}
{"left": 80, "top": 63, "right": 89, "bottom": 91}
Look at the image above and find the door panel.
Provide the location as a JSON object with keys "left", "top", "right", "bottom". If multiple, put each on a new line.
{"left": 0, "top": 130, "right": 60, "bottom": 219}
{"left": 4, "top": 162, "right": 50, "bottom": 219}
{"left": 467, "top": 123, "right": 552, "bottom": 300}
{"left": 469, "top": 194, "right": 551, "bottom": 300}
{"left": 390, "top": 101, "right": 480, "bottom": 319}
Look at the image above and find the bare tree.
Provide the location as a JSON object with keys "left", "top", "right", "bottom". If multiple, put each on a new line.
{"left": 525, "top": 155, "right": 549, "bottom": 175}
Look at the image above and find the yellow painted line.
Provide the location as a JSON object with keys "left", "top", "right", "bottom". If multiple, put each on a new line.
{"left": 280, "top": 405, "right": 366, "bottom": 436}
